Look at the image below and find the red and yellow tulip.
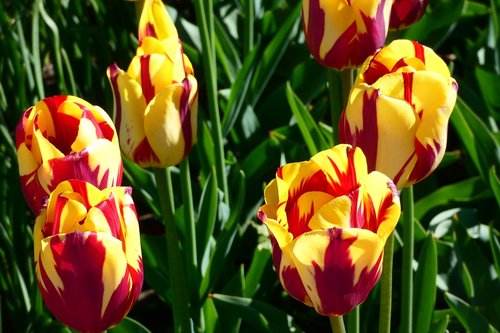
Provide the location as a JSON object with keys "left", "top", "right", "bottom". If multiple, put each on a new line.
{"left": 389, "top": 0, "right": 428, "bottom": 29}
{"left": 302, "top": 0, "right": 392, "bottom": 70}
{"left": 258, "top": 145, "right": 400, "bottom": 316}
{"left": 15, "top": 95, "right": 123, "bottom": 214}
{"left": 34, "top": 179, "right": 143, "bottom": 332}
{"left": 339, "top": 39, "right": 458, "bottom": 189}
{"left": 107, "top": 36, "right": 198, "bottom": 168}
{"left": 138, "top": 0, "right": 178, "bottom": 41}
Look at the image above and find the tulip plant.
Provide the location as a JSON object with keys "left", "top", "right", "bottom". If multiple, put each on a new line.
{"left": 1, "top": 0, "right": 499, "bottom": 333}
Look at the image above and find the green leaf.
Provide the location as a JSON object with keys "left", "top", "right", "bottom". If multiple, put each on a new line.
{"left": 285, "top": 82, "right": 329, "bottom": 156}
{"left": 196, "top": 170, "right": 218, "bottom": 261}
{"left": 403, "top": 0, "right": 465, "bottom": 47}
{"left": 489, "top": 165, "right": 500, "bottom": 207}
{"left": 413, "top": 234, "right": 438, "bottom": 333}
{"left": 414, "top": 177, "right": 490, "bottom": 221}
{"left": 221, "top": 44, "right": 260, "bottom": 137}
{"left": 122, "top": 157, "right": 160, "bottom": 217}
{"left": 475, "top": 66, "right": 500, "bottom": 115}
{"left": 244, "top": 248, "right": 271, "bottom": 298}
{"left": 249, "top": 2, "right": 301, "bottom": 106}
{"left": 211, "top": 293, "right": 297, "bottom": 333}
{"left": 444, "top": 293, "right": 499, "bottom": 333}
{"left": 429, "top": 314, "right": 449, "bottom": 333}
{"left": 199, "top": 222, "right": 239, "bottom": 301}
{"left": 490, "top": 225, "right": 500, "bottom": 278}
{"left": 451, "top": 97, "right": 500, "bottom": 180}
{"left": 109, "top": 317, "right": 151, "bottom": 333}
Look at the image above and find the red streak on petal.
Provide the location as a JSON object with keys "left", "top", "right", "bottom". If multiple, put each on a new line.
{"left": 339, "top": 90, "right": 379, "bottom": 173}
{"left": 285, "top": 170, "right": 333, "bottom": 238}
{"left": 303, "top": 0, "right": 326, "bottom": 67}
{"left": 408, "top": 139, "right": 439, "bottom": 184}
{"left": 37, "top": 232, "right": 107, "bottom": 332}
{"left": 133, "top": 138, "right": 160, "bottom": 165}
{"left": 268, "top": 234, "right": 311, "bottom": 305}
{"left": 364, "top": 57, "right": 390, "bottom": 85}
{"left": 402, "top": 72, "right": 415, "bottom": 108}
{"left": 392, "top": 150, "right": 416, "bottom": 186}
{"left": 48, "top": 151, "right": 123, "bottom": 194}
{"left": 412, "top": 40, "right": 425, "bottom": 63}
{"left": 312, "top": 228, "right": 383, "bottom": 315}
{"left": 276, "top": 166, "right": 283, "bottom": 179}
{"left": 108, "top": 64, "right": 123, "bottom": 136}
{"left": 179, "top": 78, "right": 193, "bottom": 157}
{"left": 140, "top": 55, "right": 155, "bottom": 105}
{"left": 144, "top": 22, "right": 157, "bottom": 39}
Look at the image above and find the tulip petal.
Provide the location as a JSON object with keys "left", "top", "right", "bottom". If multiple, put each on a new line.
{"left": 303, "top": 0, "right": 391, "bottom": 69}
{"left": 36, "top": 232, "right": 134, "bottom": 332}
{"left": 138, "top": 0, "right": 178, "bottom": 41}
{"left": 289, "top": 228, "right": 383, "bottom": 316}
{"left": 143, "top": 78, "right": 197, "bottom": 167}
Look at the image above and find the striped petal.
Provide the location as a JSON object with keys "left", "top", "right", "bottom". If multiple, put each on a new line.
{"left": 302, "top": 0, "right": 392, "bottom": 70}
{"left": 258, "top": 145, "right": 400, "bottom": 315}
{"left": 138, "top": 0, "right": 178, "bottom": 41}
{"left": 16, "top": 96, "right": 122, "bottom": 213}
{"left": 287, "top": 228, "right": 384, "bottom": 316}
{"left": 34, "top": 180, "right": 143, "bottom": 332}
{"left": 341, "top": 39, "right": 458, "bottom": 188}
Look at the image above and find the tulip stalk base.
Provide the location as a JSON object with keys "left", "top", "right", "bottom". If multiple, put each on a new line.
{"left": 153, "top": 167, "right": 191, "bottom": 333}
{"left": 379, "top": 231, "right": 395, "bottom": 333}
{"left": 329, "top": 315, "right": 346, "bottom": 333}
{"left": 401, "top": 186, "right": 414, "bottom": 333}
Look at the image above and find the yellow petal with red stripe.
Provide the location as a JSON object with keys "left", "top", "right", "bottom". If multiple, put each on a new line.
{"left": 138, "top": 0, "right": 178, "bottom": 41}
{"left": 258, "top": 145, "right": 400, "bottom": 315}
{"left": 34, "top": 180, "right": 143, "bottom": 332}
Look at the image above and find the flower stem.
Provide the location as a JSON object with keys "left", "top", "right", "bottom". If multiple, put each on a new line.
{"left": 153, "top": 167, "right": 191, "bottom": 333}
{"left": 401, "top": 186, "right": 414, "bottom": 333}
{"left": 379, "top": 231, "right": 395, "bottom": 333}
{"left": 179, "top": 157, "right": 201, "bottom": 329}
{"left": 192, "top": 0, "right": 229, "bottom": 205}
{"left": 328, "top": 68, "right": 353, "bottom": 145}
{"left": 329, "top": 315, "right": 346, "bottom": 333}
{"left": 327, "top": 70, "right": 342, "bottom": 145}
{"left": 347, "top": 307, "right": 359, "bottom": 333}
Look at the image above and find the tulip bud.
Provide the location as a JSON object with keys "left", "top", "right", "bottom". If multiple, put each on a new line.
{"left": 302, "top": 0, "right": 392, "bottom": 70}
{"left": 258, "top": 145, "right": 400, "bottom": 316}
{"left": 16, "top": 95, "right": 123, "bottom": 214}
{"left": 107, "top": 37, "right": 198, "bottom": 168}
{"left": 34, "top": 179, "right": 143, "bottom": 332}
{"left": 340, "top": 39, "right": 458, "bottom": 189}
{"left": 390, "top": 0, "right": 428, "bottom": 30}
{"left": 138, "top": 0, "right": 178, "bottom": 41}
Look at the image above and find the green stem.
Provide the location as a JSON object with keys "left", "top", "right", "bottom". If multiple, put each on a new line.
{"left": 341, "top": 69, "right": 353, "bottom": 106}
{"left": 347, "top": 307, "right": 359, "bottom": 333}
{"left": 179, "top": 158, "right": 201, "bottom": 330}
{"left": 329, "top": 316, "right": 346, "bottom": 333}
{"left": 401, "top": 186, "right": 414, "bottom": 333}
{"left": 153, "top": 167, "right": 191, "bottom": 333}
{"left": 192, "top": 0, "right": 229, "bottom": 205}
{"left": 327, "top": 70, "right": 342, "bottom": 145}
{"left": 379, "top": 232, "right": 395, "bottom": 333}
{"left": 328, "top": 68, "right": 353, "bottom": 145}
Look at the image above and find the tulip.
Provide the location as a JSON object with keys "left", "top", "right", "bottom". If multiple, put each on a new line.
{"left": 107, "top": 36, "right": 198, "bottom": 168}
{"left": 389, "top": 0, "right": 428, "bottom": 30}
{"left": 302, "top": 0, "right": 392, "bottom": 70}
{"left": 339, "top": 39, "right": 458, "bottom": 189}
{"left": 138, "top": 0, "right": 178, "bottom": 41}
{"left": 258, "top": 144, "right": 400, "bottom": 316}
{"left": 34, "top": 179, "right": 143, "bottom": 333}
{"left": 16, "top": 95, "right": 123, "bottom": 214}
